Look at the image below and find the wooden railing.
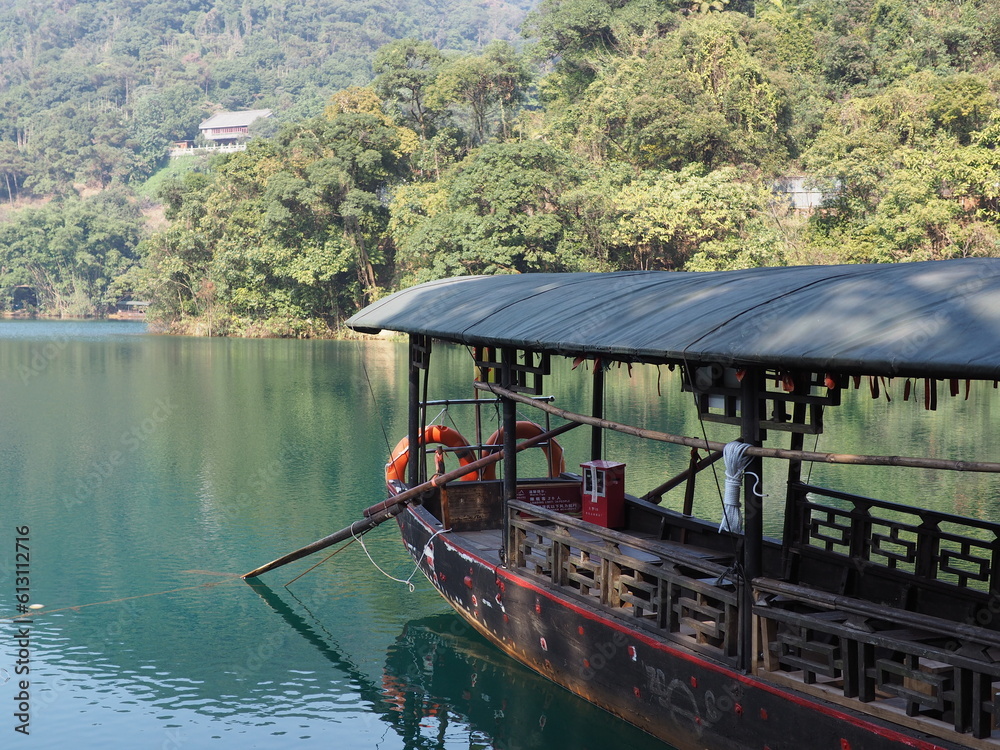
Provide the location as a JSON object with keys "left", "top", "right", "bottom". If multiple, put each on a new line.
{"left": 506, "top": 483, "right": 1000, "bottom": 743}
{"left": 787, "top": 483, "right": 1000, "bottom": 625}
{"left": 169, "top": 143, "right": 247, "bottom": 157}
{"left": 508, "top": 500, "right": 740, "bottom": 664}
{"left": 754, "top": 577, "right": 1000, "bottom": 741}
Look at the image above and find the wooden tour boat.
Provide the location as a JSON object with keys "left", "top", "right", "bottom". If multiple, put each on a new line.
{"left": 250, "top": 259, "right": 1000, "bottom": 750}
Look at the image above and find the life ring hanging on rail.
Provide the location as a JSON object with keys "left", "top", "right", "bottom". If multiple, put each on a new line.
{"left": 385, "top": 425, "right": 479, "bottom": 485}
{"left": 480, "top": 420, "right": 566, "bottom": 481}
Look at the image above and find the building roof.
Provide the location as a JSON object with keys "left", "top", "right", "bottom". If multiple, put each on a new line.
{"left": 346, "top": 260, "right": 1000, "bottom": 380}
{"left": 199, "top": 109, "right": 273, "bottom": 130}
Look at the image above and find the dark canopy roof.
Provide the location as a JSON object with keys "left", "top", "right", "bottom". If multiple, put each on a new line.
{"left": 347, "top": 260, "right": 1000, "bottom": 379}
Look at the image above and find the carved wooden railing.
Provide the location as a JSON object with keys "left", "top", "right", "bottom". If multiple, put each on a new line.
{"left": 754, "top": 577, "right": 1000, "bottom": 741}
{"left": 789, "top": 483, "right": 1000, "bottom": 617}
{"left": 508, "top": 500, "right": 740, "bottom": 664}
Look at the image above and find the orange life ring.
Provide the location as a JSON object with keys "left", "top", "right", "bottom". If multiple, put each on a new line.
{"left": 480, "top": 420, "right": 565, "bottom": 481}
{"left": 385, "top": 425, "right": 478, "bottom": 485}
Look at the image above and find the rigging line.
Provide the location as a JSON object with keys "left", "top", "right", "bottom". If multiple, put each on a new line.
{"left": 352, "top": 527, "right": 450, "bottom": 592}
{"left": 355, "top": 338, "right": 393, "bottom": 458}
{"left": 806, "top": 430, "right": 821, "bottom": 485}
{"left": 681, "top": 354, "right": 725, "bottom": 508}
{"left": 0, "top": 576, "right": 244, "bottom": 621}
{"left": 283, "top": 536, "right": 360, "bottom": 588}
{"left": 444, "top": 406, "right": 463, "bottom": 434}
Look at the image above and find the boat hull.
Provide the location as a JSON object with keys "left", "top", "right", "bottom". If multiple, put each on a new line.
{"left": 398, "top": 504, "right": 960, "bottom": 750}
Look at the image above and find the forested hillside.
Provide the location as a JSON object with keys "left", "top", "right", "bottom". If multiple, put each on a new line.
{"left": 2, "top": 0, "right": 1000, "bottom": 331}
{"left": 0, "top": 0, "right": 531, "bottom": 198}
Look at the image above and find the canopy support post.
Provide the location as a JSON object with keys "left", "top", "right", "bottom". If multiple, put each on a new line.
{"left": 407, "top": 334, "right": 421, "bottom": 487}
{"left": 782, "top": 377, "right": 810, "bottom": 578}
{"left": 501, "top": 348, "right": 518, "bottom": 565}
{"left": 740, "top": 367, "right": 764, "bottom": 673}
{"left": 591, "top": 364, "right": 604, "bottom": 461}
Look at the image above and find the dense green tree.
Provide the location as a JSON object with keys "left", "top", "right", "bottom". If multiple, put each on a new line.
{"left": 610, "top": 165, "right": 782, "bottom": 270}
{"left": 7, "top": 0, "right": 1000, "bottom": 334}
{"left": 0, "top": 189, "right": 144, "bottom": 315}
{"left": 427, "top": 41, "right": 533, "bottom": 143}
{"left": 0, "top": 0, "right": 534, "bottom": 201}
{"left": 391, "top": 140, "right": 590, "bottom": 282}
{"left": 552, "top": 14, "right": 794, "bottom": 171}
{"left": 374, "top": 38, "right": 446, "bottom": 141}
{"left": 802, "top": 72, "right": 1000, "bottom": 261}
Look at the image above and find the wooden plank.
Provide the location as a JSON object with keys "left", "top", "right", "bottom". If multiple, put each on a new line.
{"left": 755, "top": 577, "right": 1000, "bottom": 652}
{"left": 759, "top": 616, "right": 780, "bottom": 672}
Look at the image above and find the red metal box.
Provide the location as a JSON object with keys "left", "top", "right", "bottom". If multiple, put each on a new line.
{"left": 581, "top": 460, "right": 625, "bottom": 528}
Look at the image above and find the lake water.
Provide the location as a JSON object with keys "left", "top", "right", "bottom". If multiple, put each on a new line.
{"left": 1, "top": 321, "right": 998, "bottom": 749}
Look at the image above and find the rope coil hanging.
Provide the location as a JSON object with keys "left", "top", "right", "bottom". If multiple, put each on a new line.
{"left": 720, "top": 441, "right": 764, "bottom": 534}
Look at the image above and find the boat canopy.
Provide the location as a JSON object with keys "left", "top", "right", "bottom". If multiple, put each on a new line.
{"left": 347, "top": 259, "right": 1000, "bottom": 380}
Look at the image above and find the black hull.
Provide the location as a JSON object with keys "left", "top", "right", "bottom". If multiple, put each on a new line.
{"left": 398, "top": 505, "right": 960, "bottom": 750}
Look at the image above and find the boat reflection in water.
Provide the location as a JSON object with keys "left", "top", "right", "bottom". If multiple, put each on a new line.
{"left": 383, "top": 613, "right": 670, "bottom": 750}
{"left": 249, "top": 581, "right": 669, "bottom": 749}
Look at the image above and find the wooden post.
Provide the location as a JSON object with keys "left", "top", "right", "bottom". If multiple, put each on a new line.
{"left": 740, "top": 367, "right": 764, "bottom": 673}
{"left": 592, "top": 364, "right": 604, "bottom": 461}
{"left": 782, "top": 375, "right": 809, "bottom": 577}
{"left": 742, "top": 367, "right": 764, "bottom": 580}
{"left": 682, "top": 448, "right": 700, "bottom": 517}
{"left": 501, "top": 348, "right": 517, "bottom": 562}
{"left": 407, "top": 335, "right": 421, "bottom": 487}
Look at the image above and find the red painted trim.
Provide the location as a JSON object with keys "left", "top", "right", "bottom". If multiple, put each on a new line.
{"left": 402, "top": 506, "right": 948, "bottom": 750}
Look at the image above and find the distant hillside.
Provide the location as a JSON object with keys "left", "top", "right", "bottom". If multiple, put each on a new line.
{"left": 0, "top": 0, "right": 535, "bottom": 201}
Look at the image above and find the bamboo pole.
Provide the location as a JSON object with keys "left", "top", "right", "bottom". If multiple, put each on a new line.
{"left": 242, "top": 421, "right": 581, "bottom": 579}
{"left": 641, "top": 450, "right": 724, "bottom": 503}
{"left": 475, "top": 382, "right": 1000, "bottom": 474}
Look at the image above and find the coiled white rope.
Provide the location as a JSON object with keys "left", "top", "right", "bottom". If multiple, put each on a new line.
{"left": 720, "top": 441, "right": 765, "bottom": 533}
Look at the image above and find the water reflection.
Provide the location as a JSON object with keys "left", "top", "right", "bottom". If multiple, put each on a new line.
{"left": 251, "top": 581, "right": 674, "bottom": 750}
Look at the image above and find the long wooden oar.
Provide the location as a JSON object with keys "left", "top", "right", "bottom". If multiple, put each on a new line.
{"left": 242, "top": 420, "right": 580, "bottom": 579}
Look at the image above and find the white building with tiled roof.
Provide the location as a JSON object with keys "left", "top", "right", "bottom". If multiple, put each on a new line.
{"left": 198, "top": 109, "right": 273, "bottom": 144}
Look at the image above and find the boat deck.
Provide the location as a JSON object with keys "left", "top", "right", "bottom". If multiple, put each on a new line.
{"left": 460, "top": 528, "right": 503, "bottom": 565}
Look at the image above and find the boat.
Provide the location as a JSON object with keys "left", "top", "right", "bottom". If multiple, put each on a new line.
{"left": 339, "top": 260, "right": 1000, "bottom": 750}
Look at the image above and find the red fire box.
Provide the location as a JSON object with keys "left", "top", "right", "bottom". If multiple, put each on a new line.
{"left": 581, "top": 460, "right": 625, "bottom": 528}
